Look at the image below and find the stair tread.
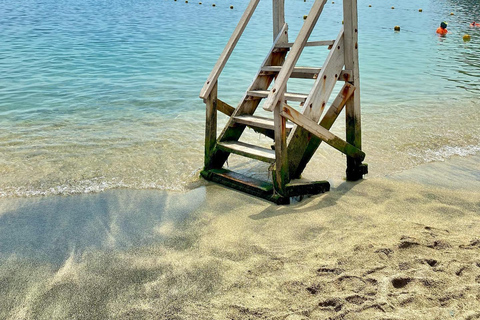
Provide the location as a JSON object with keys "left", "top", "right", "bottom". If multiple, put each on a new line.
{"left": 217, "top": 141, "right": 275, "bottom": 162}
{"left": 247, "top": 90, "right": 308, "bottom": 102}
{"left": 201, "top": 168, "right": 330, "bottom": 204}
{"left": 261, "top": 66, "right": 321, "bottom": 73}
{"left": 234, "top": 114, "right": 294, "bottom": 130}
{"left": 275, "top": 40, "right": 335, "bottom": 48}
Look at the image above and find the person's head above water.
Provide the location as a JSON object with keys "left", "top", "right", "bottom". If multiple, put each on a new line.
{"left": 437, "top": 22, "right": 449, "bottom": 35}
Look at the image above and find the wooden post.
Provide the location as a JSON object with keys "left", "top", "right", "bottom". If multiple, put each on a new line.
{"left": 272, "top": 0, "right": 285, "bottom": 41}
{"left": 343, "top": 0, "right": 366, "bottom": 180}
{"left": 273, "top": 0, "right": 288, "bottom": 196}
{"left": 274, "top": 97, "right": 288, "bottom": 196}
{"left": 204, "top": 81, "right": 218, "bottom": 170}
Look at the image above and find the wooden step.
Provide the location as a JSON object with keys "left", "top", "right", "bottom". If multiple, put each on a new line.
{"left": 261, "top": 66, "right": 321, "bottom": 79}
{"left": 260, "top": 66, "right": 350, "bottom": 80}
{"left": 246, "top": 90, "right": 308, "bottom": 102}
{"left": 234, "top": 115, "right": 294, "bottom": 132}
{"left": 217, "top": 141, "right": 275, "bottom": 163}
{"left": 200, "top": 168, "right": 330, "bottom": 205}
{"left": 200, "top": 168, "right": 289, "bottom": 204}
{"left": 275, "top": 40, "right": 335, "bottom": 48}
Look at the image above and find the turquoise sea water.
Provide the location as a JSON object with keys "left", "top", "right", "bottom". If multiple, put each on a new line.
{"left": 0, "top": 0, "right": 479, "bottom": 197}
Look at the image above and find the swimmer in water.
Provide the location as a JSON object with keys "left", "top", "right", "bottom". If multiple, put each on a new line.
{"left": 436, "top": 22, "right": 448, "bottom": 35}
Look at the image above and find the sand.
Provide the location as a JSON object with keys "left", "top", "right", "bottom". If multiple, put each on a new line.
{"left": 0, "top": 156, "right": 479, "bottom": 319}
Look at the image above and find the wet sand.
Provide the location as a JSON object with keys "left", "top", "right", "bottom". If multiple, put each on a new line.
{"left": 0, "top": 156, "right": 479, "bottom": 319}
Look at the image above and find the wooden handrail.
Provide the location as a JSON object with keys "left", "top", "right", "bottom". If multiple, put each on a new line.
{"left": 199, "top": 0, "right": 260, "bottom": 100}
{"left": 263, "top": 0, "right": 327, "bottom": 111}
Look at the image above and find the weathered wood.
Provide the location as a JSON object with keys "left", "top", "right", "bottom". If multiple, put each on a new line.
{"left": 272, "top": 0, "right": 285, "bottom": 41}
{"left": 201, "top": 168, "right": 330, "bottom": 204}
{"left": 343, "top": 0, "right": 363, "bottom": 180}
{"left": 260, "top": 66, "right": 350, "bottom": 80}
{"left": 200, "top": 0, "right": 366, "bottom": 204}
{"left": 263, "top": 0, "right": 328, "bottom": 111}
{"left": 234, "top": 114, "right": 293, "bottom": 131}
{"left": 206, "top": 23, "right": 289, "bottom": 169}
{"left": 274, "top": 98, "right": 289, "bottom": 195}
{"left": 319, "top": 83, "right": 356, "bottom": 129}
{"left": 281, "top": 105, "right": 365, "bottom": 161}
{"left": 200, "top": 168, "right": 289, "bottom": 204}
{"left": 217, "top": 99, "right": 235, "bottom": 116}
{"left": 286, "top": 29, "right": 346, "bottom": 179}
{"left": 217, "top": 141, "right": 276, "bottom": 163}
{"left": 216, "top": 102, "right": 282, "bottom": 138}
{"left": 247, "top": 90, "right": 308, "bottom": 102}
{"left": 204, "top": 82, "right": 218, "bottom": 170}
{"left": 286, "top": 82, "right": 355, "bottom": 179}
{"left": 301, "top": 28, "right": 345, "bottom": 120}
{"left": 285, "top": 180, "right": 330, "bottom": 197}
{"left": 275, "top": 40, "right": 335, "bottom": 48}
{"left": 199, "top": 0, "right": 260, "bottom": 100}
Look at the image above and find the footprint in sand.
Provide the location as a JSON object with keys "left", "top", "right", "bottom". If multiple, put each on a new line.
{"left": 459, "top": 239, "right": 480, "bottom": 249}
{"left": 316, "top": 266, "right": 344, "bottom": 276}
{"left": 391, "top": 277, "right": 412, "bottom": 289}
{"left": 318, "top": 298, "right": 343, "bottom": 312}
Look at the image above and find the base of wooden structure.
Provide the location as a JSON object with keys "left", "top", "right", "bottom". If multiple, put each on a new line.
{"left": 346, "top": 163, "right": 368, "bottom": 181}
{"left": 201, "top": 169, "right": 330, "bottom": 205}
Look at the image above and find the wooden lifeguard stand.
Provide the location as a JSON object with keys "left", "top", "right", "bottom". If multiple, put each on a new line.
{"left": 199, "top": 0, "right": 367, "bottom": 204}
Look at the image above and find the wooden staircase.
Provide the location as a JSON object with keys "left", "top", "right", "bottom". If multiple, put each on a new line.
{"left": 199, "top": 0, "right": 367, "bottom": 204}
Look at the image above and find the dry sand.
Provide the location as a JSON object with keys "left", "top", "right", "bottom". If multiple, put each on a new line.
{"left": 0, "top": 156, "right": 479, "bottom": 319}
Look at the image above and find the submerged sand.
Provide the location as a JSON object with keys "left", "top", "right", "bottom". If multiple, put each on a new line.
{"left": 0, "top": 156, "right": 479, "bottom": 319}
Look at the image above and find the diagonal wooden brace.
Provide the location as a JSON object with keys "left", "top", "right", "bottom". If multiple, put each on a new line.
{"left": 281, "top": 105, "right": 365, "bottom": 161}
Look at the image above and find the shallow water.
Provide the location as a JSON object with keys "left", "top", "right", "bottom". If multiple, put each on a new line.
{"left": 0, "top": 0, "right": 479, "bottom": 197}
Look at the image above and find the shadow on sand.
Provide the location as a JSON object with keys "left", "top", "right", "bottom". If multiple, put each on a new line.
{"left": 0, "top": 188, "right": 206, "bottom": 266}
{"left": 249, "top": 180, "right": 363, "bottom": 220}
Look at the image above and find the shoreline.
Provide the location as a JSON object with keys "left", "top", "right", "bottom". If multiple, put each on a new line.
{"left": 1, "top": 154, "right": 479, "bottom": 319}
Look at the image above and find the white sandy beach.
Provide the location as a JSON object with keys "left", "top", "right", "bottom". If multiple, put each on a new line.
{"left": 0, "top": 155, "right": 478, "bottom": 319}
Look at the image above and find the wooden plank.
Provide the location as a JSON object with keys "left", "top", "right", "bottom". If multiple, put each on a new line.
{"left": 273, "top": 97, "right": 289, "bottom": 195}
{"left": 218, "top": 100, "right": 292, "bottom": 140}
{"left": 207, "top": 23, "right": 289, "bottom": 169}
{"left": 281, "top": 105, "right": 365, "bottom": 160}
{"left": 263, "top": 0, "right": 328, "bottom": 111}
{"left": 300, "top": 28, "right": 345, "bottom": 121}
{"left": 204, "top": 82, "right": 218, "bottom": 170}
{"left": 200, "top": 169, "right": 290, "bottom": 204}
{"left": 260, "top": 66, "right": 350, "bottom": 80}
{"left": 285, "top": 180, "right": 330, "bottom": 197}
{"left": 319, "top": 83, "right": 355, "bottom": 129}
{"left": 273, "top": 0, "right": 285, "bottom": 41}
{"left": 201, "top": 169, "right": 329, "bottom": 204}
{"left": 343, "top": 0, "right": 363, "bottom": 180}
{"left": 217, "top": 141, "right": 276, "bottom": 163}
{"left": 286, "top": 28, "right": 346, "bottom": 179}
{"left": 217, "top": 99, "right": 235, "bottom": 116}
{"left": 234, "top": 114, "right": 294, "bottom": 131}
{"left": 199, "top": 0, "right": 260, "bottom": 100}
{"left": 275, "top": 40, "right": 335, "bottom": 48}
{"left": 286, "top": 82, "right": 355, "bottom": 179}
{"left": 247, "top": 90, "right": 308, "bottom": 102}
